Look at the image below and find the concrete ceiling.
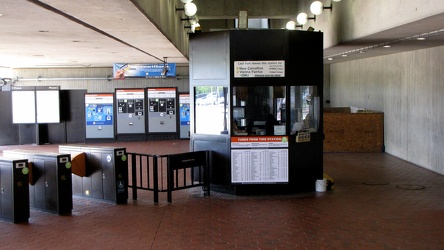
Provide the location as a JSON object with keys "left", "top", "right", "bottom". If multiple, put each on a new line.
{"left": 322, "top": 12, "right": 444, "bottom": 64}
{"left": 0, "top": 0, "right": 444, "bottom": 70}
{"left": 0, "top": 0, "right": 188, "bottom": 69}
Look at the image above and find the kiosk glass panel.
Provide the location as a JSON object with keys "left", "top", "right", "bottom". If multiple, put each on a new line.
{"left": 194, "top": 86, "right": 228, "bottom": 135}
{"left": 232, "top": 86, "right": 286, "bottom": 136}
{"left": 289, "top": 86, "right": 319, "bottom": 134}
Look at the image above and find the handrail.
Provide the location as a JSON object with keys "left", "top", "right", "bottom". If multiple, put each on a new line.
{"left": 127, "top": 151, "right": 210, "bottom": 203}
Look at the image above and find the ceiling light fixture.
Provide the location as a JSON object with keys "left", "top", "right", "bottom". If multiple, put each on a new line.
{"left": 286, "top": 21, "right": 303, "bottom": 30}
{"left": 176, "top": 1, "right": 197, "bottom": 17}
{"left": 296, "top": 12, "right": 316, "bottom": 25}
{"left": 310, "top": 1, "right": 333, "bottom": 15}
{"left": 184, "top": 2, "right": 197, "bottom": 16}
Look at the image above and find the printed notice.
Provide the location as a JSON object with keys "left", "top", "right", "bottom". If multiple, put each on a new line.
{"left": 234, "top": 60, "right": 285, "bottom": 78}
{"left": 231, "top": 148, "right": 289, "bottom": 184}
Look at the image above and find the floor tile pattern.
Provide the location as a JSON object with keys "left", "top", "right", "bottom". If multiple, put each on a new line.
{"left": 1, "top": 141, "right": 443, "bottom": 249}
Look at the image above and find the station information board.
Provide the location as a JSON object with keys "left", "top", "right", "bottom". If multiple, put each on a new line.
{"left": 12, "top": 86, "right": 60, "bottom": 124}
{"left": 231, "top": 136, "right": 289, "bottom": 184}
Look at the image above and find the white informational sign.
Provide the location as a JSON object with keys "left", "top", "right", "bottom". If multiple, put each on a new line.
{"left": 231, "top": 136, "right": 289, "bottom": 183}
{"left": 12, "top": 89, "right": 36, "bottom": 124}
{"left": 12, "top": 86, "right": 60, "bottom": 124}
{"left": 36, "top": 89, "right": 60, "bottom": 123}
{"left": 231, "top": 148, "right": 289, "bottom": 184}
{"left": 234, "top": 60, "right": 285, "bottom": 78}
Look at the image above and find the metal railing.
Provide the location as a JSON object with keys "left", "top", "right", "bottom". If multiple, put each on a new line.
{"left": 127, "top": 150, "right": 210, "bottom": 203}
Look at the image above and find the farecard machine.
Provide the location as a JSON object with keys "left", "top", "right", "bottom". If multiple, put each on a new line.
{"left": 115, "top": 88, "right": 146, "bottom": 141}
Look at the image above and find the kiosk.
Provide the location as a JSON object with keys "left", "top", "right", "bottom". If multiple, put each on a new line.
{"left": 189, "top": 30, "right": 323, "bottom": 194}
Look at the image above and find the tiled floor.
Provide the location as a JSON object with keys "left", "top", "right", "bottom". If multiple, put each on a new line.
{"left": 1, "top": 140, "right": 443, "bottom": 249}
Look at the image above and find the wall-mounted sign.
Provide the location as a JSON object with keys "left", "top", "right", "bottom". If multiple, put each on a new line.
{"left": 113, "top": 63, "right": 176, "bottom": 79}
{"left": 230, "top": 136, "right": 289, "bottom": 148}
{"left": 36, "top": 86, "right": 60, "bottom": 123}
{"left": 11, "top": 86, "right": 36, "bottom": 124}
{"left": 231, "top": 148, "right": 289, "bottom": 184}
{"left": 230, "top": 136, "right": 289, "bottom": 184}
{"left": 11, "top": 86, "right": 60, "bottom": 124}
{"left": 234, "top": 60, "right": 285, "bottom": 78}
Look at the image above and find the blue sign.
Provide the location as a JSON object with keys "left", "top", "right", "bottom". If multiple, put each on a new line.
{"left": 113, "top": 63, "right": 176, "bottom": 79}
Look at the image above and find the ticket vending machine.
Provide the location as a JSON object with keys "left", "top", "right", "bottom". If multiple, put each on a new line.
{"left": 179, "top": 93, "right": 191, "bottom": 139}
{"left": 0, "top": 157, "right": 29, "bottom": 223}
{"left": 147, "top": 88, "right": 177, "bottom": 133}
{"left": 2, "top": 150, "right": 72, "bottom": 215}
{"left": 85, "top": 93, "right": 114, "bottom": 140}
{"left": 116, "top": 88, "right": 145, "bottom": 140}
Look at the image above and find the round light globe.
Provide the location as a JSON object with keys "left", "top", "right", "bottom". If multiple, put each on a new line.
{"left": 310, "top": 1, "right": 324, "bottom": 15}
{"left": 296, "top": 13, "right": 308, "bottom": 25}
{"left": 180, "top": 0, "right": 193, "bottom": 3}
{"left": 184, "top": 2, "right": 197, "bottom": 16}
{"left": 286, "top": 21, "right": 296, "bottom": 30}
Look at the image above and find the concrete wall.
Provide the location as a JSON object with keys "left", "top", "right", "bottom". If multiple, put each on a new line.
{"left": 294, "top": 0, "right": 444, "bottom": 48}
{"left": 329, "top": 45, "right": 444, "bottom": 175}
{"left": 131, "top": 0, "right": 190, "bottom": 59}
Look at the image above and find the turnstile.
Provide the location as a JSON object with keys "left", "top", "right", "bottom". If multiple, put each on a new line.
{"left": 2, "top": 150, "right": 72, "bottom": 215}
{"left": 59, "top": 145, "right": 128, "bottom": 204}
{"left": 0, "top": 157, "right": 29, "bottom": 223}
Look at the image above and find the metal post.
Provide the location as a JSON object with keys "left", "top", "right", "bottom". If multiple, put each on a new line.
{"left": 153, "top": 155, "right": 159, "bottom": 203}
{"left": 131, "top": 153, "right": 137, "bottom": 200}
{"left": 167, "top": 155, "right": 172, "bottom": 203}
